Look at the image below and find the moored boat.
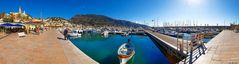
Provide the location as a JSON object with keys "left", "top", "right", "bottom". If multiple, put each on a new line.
{"left": 68, "top": 30, "right": 82, "bottom": 37}
{"left": 121, "top": 32, "right": 129, "bottom": 36}
{"left": 118, "top": 39, "right": 135, "bottom": 64}
{"left": 101, "top": 31, "right": 109, "bottom": 37}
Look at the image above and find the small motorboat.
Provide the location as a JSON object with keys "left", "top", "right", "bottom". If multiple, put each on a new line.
{"left": 118, "top": 39, "right": 135, "bottom": 64}
{"left": 101, "top": 31, "right": 109, "bottom": 37}
{"left": 121, "top": 32, "right": 129, "bottom": 37}
{"left": 68, "top": 30, "right": 82, "bottom": 37}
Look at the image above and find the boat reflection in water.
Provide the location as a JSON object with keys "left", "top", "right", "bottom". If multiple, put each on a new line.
{"left": 118, "top": 39, "right": 135, "bottom": 64}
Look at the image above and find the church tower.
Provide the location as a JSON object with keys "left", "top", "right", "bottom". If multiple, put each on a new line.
{"left": 19, "top": 6, "right": 22, "bottom": 13}
{"left": 23, "top": 11, "right": 26, "bottom": 14}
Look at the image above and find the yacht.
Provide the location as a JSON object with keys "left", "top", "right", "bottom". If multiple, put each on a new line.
{"left": 118, "top": 39, "right": 135, "bottom": 64}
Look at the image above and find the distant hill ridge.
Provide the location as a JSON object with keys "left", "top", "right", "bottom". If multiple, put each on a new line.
{"left": 70, "top": 14, "right": 147, "bottom": 27}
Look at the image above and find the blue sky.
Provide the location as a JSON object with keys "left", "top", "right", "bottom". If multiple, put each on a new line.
{"left": 0, "top": 0, "right": 238, "bottom": 26}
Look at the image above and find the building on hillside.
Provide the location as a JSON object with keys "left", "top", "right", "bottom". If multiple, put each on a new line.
{"left": 44, "top": 18, "right": 72, "bottom": 27}
{"left": 0, "top": 12, "right": 8, "bottom": 22}
{"left": 0, "top": 6, "right": 33, "bottom": 23}
{"left": 8, "top": 7, "right": 32, "bottom": 23}
{"left": 0, "top": 6, "right": 47, "bottom": 34}
{"left": 24, "top": 18, "right": 45, "bottom": 34}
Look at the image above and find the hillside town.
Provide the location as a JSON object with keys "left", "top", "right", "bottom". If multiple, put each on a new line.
{"left": 0, "top": 7, "right": 72, "bottom": 37}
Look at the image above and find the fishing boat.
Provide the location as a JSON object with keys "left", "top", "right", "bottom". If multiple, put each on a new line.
{"left": 118, "top": 39, "right": 135, "bottom": 64}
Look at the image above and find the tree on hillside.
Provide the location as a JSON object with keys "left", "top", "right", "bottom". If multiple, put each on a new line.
{"left": 47, "top": 17, "right": 66, "bottom": 21}
{"left": 0, "top": 12, "right": 6, "bottom": 19}
{"left": 3, "top": 18, "right": 14, "bottom": 22}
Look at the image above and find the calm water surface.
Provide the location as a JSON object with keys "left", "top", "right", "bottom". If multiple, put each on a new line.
{"left": 68, "top": 33, "right": 170, "bottom": 64}
{"left": 182, "top": 33, "right": 212, "bottom": 43}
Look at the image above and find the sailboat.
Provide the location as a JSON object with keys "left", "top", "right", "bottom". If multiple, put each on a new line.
{"left": 118, "top": 39, "right": 135, "bottom": 64}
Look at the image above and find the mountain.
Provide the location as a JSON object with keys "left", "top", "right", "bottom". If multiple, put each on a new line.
{"left": 70, "top": 14, "right": 148, "bottom": 28}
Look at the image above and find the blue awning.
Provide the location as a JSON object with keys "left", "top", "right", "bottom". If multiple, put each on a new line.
{"left": 0, "top": 23, "right": 24, "bottom": 26}
{"left": 14, "top": 24, "right": 24, "bottom": 26}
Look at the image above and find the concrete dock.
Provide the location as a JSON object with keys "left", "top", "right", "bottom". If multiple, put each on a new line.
{"left": 194, "top": 30, "right": 239, "bottom": 64}
{"left": 0, "top": 29, "right": 98, "bottom": 64}
{"left": 145, "top": 30, "right": 208, "bottom": 64}
{"left": 145, "top": 30, "right": 190, "bottom": 53}
{"left": 145, "top": 30, "right": 191, "bottom": 63}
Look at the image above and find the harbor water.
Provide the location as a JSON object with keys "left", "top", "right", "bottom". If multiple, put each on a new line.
{"left": 68, "top": 33, "right": 170, "bottom": 64}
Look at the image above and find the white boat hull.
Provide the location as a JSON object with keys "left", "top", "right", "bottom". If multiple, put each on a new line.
{"left": 119, "top": 51, "right": 135, "bottom": 64}
{"left": 103, "top": 31, "right": 109, "bottom": 37}
{"left": 68, "top": 33, "right": 81, "bottom": 37}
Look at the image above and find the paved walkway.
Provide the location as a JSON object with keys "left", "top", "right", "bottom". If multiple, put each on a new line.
{"left": 56, "top": 30, "right": 98, "bottom": 64}
{"left": 194, "top": 30, "right": 239, "bottom": 64}
{"left": 0, "top": 29, "right": 98, "bottom": 64}
{"left": 0, "top": 32, "right": 8, "bottom": 39}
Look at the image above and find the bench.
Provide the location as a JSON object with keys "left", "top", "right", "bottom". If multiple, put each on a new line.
{"left": 18, "top": 32, "right": 26, "bottom": 37}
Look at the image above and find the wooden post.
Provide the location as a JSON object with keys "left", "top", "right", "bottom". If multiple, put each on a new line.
{"left": 177, "top": 33, "right": 179, "bottom": 51}
{"left": 187, "top": 36, "right": 189, "bottom": 54}
{"left": 180, "top": 38, "right": 184, "bottom": 52}
{"left": 189, "top": 37, "right": 193, "bottom": 64}
{"left": 200, "top": 34, "right": 206, "bottom": 54}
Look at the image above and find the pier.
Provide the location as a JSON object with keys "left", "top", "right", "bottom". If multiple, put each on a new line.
{"left": 145, "top": 30, "right": 207, "bottom": 63}
{"left": 0, "top": 29, "right": 98, "bottom": 64}
{"left": 145, "top": 30, "right": 189, "bottom": 63}
{"left": 194, "top": 30, "right": 239, "bottom": 64}
{"left": 148, "top": 29, "right": 239, "bottom": 64}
